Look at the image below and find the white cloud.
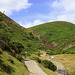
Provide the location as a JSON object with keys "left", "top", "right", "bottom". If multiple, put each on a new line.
{"left": 0, "top": 0, "right": 32, "bottom": 15}
{"left": 51, "top": 0, "right": 75, "bottom": 23}
{"left": 52, "top": 0, "right": 75, "bottom": 12}
{"left": 19, "top": 19, "right": 44, "bottom": 28}
{"left": 57, "top": 13, "right": 75, "bottom": 23}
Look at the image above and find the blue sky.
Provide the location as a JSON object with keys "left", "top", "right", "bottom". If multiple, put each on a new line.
{"left": 0, "top": 0, "right": 75, "bottom": 28}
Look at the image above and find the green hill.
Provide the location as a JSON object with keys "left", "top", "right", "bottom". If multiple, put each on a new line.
{"left": 0, "top": 11, "right": 75, "bottom": 75}
{"left": 0, "top": 49, "right": 28, "bottom": 75}
{"left": 29, "top": 21, "right": 75, "bottom": 54}
{"left": 0, "top": 12, "right": 48, "bottom": 75}
{"left": 0, "top": 12, "right": 47, "bottom": 53}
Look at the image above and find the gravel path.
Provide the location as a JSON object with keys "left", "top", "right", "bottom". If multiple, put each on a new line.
{"left": 47, "top": 58, "right": 70, "bottom": 75}
{"left": 47, "top": 58, "right": 64, "bottom": 70}
{"left": 24, "top": 60, "right": 47, "bottom": 75}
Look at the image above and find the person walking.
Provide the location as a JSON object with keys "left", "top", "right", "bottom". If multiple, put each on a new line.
{"left": 52, "top": 56, "right": 54, "bottom": 60}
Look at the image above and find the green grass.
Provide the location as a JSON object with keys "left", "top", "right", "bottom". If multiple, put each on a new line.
{"left": 29, "top": 21, "right": 75, "bottom": 44}
{"left": 0, "top": 12, "right": 49, "bottom": 75}
{"left": 0, "top": 12, "right": 47, "bottom": 54}
{"left": 29, "top": 21, "right": 75, "bottom": 54}
{"left": 0, "top": 49, "right": 28, "bottom": 75}
{"left": 71, "top": 71, "right": 75, "bottom": 75}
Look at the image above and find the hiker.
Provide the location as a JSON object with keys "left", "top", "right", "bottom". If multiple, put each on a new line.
{"left": 49, "top": 57, "right": 51, "bottom": 59}
{"left": 52, "top": 56, "right": 54, "bottom": 60}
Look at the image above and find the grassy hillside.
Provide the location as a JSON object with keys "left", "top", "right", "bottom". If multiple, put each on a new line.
{"left": 29, "top": 21, "right": 75, "bottom": 43}
{"left": 29, "top": 21, "right": 75, "bottom": 54}
{"left": 0, "top": 12, "right": 47, "bottom": 54}
{"left": 0, "top": 12, "right": 48, "bottom": 74}
{"left": 0, "top": 48, "right": 28, "bottom": 75}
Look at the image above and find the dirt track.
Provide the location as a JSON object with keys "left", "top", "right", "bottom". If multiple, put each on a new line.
{"left": 24, "top": 60, "right": 47, "bottom": 75}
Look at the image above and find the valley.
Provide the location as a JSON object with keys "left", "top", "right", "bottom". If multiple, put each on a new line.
{"left": 0, "top": 12, "right": 75, "bottom": 75}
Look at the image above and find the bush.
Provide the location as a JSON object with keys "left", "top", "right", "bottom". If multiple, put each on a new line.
{"left": 16, "top": 54, "right": 22, "bottom": 61}
{"left": 47, "top": 51, "right": 55, "bottom": 55}
{"left": 9, "top": 41, "right": 24, "bottom": 53}
{"left": 27, "top": 43, "right": 31, "bottom": 47}
{"left": 0, "top": 32, "right": 10, "bottom": 43}
{"left": 0, "top": 13, "right": 5, "bottom": 21}
{"left": 7, "top": 56, "right": 14, "bottom": 64}
{"left": 38, "top": 53, "right": 41, "bottom": 56}
{"left": 42, "top": 60, "right": 57, "bottom": 71}
{"left": 36, "top": 57, "right": 41, "bottom": 63}
{"left": 0, "top": 23, "right": 6, "bottom": 28}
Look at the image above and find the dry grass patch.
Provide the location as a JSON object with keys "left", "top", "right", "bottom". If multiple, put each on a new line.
{"left": 54, "top": 54, "right": 75, "bottom": 74}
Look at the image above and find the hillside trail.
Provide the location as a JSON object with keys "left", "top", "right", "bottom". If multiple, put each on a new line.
{"left": 47, "top": 57, "right": 64, "bottom": 70}
{"left": 24, "top": 59, "right": 47, "bottom": 75}
{"left": 47, "top": 57, "right": 70, "bottom": 75}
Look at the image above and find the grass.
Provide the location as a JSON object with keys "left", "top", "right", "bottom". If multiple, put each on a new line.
{"left": 29, "top": 21, "right": 75, "bottom": 43}
{"left": 29, "top": 21, "right": 75, "bottom": 54}
{"left": 54, "top": 54, "right": 75, "bottom": 75}
{"left": 0, "top": 50, "right": 28, "bottom": 75}
{"left": 0, "top": 12, "right": 48, "bottom": 54}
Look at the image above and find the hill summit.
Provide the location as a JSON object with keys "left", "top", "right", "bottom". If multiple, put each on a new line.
{"left": 29, "top": 21, "right": 75, "bottom": 54}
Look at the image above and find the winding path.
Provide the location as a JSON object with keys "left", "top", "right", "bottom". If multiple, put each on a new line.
{"left": 47, "top": 57, "right": 70, "bottom": 75}
{"left": 47, "top": 58, "right": 64, "bottom": 70}
{"left": 24, "top": 59, "right": 47, "bottom": 75}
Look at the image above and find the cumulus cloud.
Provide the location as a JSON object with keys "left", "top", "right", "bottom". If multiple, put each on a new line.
{"left": 51, "top": 0, "right": 75, "bottom": 23}
{"left": 52, "top": 0, "right": 75, "bottom": 11}
{"left": 19, "top": 19, "right": 44, "bottom": 28}
{"left": 0, "top": 0, "right": 32, "bottom": 15}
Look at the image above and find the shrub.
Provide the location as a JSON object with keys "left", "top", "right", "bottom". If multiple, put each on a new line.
{"left": 47, "top": 51, "right": 55, "bottom": 55}
{"left": 7, "top": 56, "right": 14, "bottom": 64}
{"left": 0, "top": 23, "right": 6, "bottom": 28}
{"left": 36, "top": 57, "right": 41, "bottom": 63}
{"left": 27, "top": 43, "right": 31, "bottom": 47}
{"left": 38, "top": 53, "right": 41, "bottom": 56}
{"left": 42, "top": 60, "right": 57, "bottom": 71}
{"left": 16, "top": 54, "right": 22, "bottom": 61}
{"left": 0, "top": 62, "right": 14, "bottom": 74}
{"left": 0, "top": 32, "right": 10, "bottom": 43}
{"left": 9, "top": 41, "right": 24, "bottom": 53}
{"left": 0, "top": 13, "right": 5, "bottom": 21}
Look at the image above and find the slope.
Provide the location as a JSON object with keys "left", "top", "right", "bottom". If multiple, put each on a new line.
{"left": 29, "top": 21, "right": 75, "bottom": 54}
{"left": 0, "top": 48, "right": 28, "bottom": 75}
{"left": 0, "top": 12, "right": 48, "bottom": 54}
{"left": 0, "top": 12, "right": 49, "bottom": 75}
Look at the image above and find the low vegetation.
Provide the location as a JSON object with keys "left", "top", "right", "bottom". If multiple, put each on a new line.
{"left": 29, "top": 21, "right": 75, "bottom": 54}
{"left": 0, "top": 12, "right": 47, "bottom": 74}
{"left": 32, "top": 57, "right": 57, "bottom": 71}
{"left": 0, "top": 49, "right": 28, "bottom": 75}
